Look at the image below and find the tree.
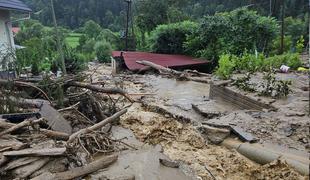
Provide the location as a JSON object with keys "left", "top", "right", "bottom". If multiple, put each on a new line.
{"left": 148, "top": 21, "right": 198, "bottom": 54}
{"left": 83, "top": 20, "right": 102, "bottom": 39}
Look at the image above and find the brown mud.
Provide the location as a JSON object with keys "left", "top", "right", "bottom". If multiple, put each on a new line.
{"left": 88, "top": 63, "right": 309, "bottom": 179}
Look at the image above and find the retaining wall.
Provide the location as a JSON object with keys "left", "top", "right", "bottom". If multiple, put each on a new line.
{"left": 209, "top": 82, "right": 276, "bottom": 111}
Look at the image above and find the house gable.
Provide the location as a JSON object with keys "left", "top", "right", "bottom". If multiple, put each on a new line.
{"left": 0, "top": 0, "right": 32, "bottom": 12}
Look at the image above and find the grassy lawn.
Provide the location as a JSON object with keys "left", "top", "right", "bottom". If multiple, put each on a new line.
{"left": 66, "top": 33, "right": 83, "bottom": 48}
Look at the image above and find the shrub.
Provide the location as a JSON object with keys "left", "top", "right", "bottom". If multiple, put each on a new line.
{"left": 96, "top": 29, "right": 121, "bottom": 49}
{"left": 270, "top": 35, "right": 293, "bottom": 55}
{"left": 215, "top": 54, "right": 236, "bottom": 80}
{"left": 148, "top": 21, "right": 198, "bottom": 54}
{"left": 234, "top": 52, "right": 265, "bottom": 72}
{"left": 296, "top": 36, "right": 305, "bottom": 53}
{"left": 94, "top": 41, "right": 112, "bottom": 63}
{"left": 264, "top": 53, "right": 302, "bottom": 70}
{"left": 63, "top": 47, "right": 87, "bottom": 73}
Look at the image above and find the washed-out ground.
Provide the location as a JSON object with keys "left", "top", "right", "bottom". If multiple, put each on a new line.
{"left": 87, "top": 63, "right": 309, "bottom": 179}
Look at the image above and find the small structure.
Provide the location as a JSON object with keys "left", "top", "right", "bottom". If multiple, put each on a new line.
{"left": 0, "top": 0, "right": 31, "bottom": 77}
{"left": 112, "top": 51, "right": 210, "bottom": 73}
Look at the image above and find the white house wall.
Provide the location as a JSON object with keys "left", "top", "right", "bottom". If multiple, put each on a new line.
{"left": 0, "top": 9, "right": 15, "bottom": 71}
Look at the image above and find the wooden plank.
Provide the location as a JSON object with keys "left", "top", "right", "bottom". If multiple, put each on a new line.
{"left": 3, "top": 148, "right": 66, "bottom": 157}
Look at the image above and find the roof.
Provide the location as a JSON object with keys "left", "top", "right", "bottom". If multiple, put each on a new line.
{"left": 0, "top": 0, "right": 32, "bottom": 12}
{"left": 112, "top": 51, "right": 209, "bottom": 71}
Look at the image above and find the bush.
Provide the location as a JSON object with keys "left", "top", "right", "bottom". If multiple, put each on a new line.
{"left": 215, "top": 54, "right": 236, "bottom": 80}
{"left": 270, "top": 35, "right": 293, "bottom": 55}
{"left": 234, "top": 52, "right": 265, "bottom": 72}
{"left": 148, "top": 21, "right": 198, "bottom": 54}
{"left": 94, "top": 41, "right": 112, "bottom": 63}
{"left": 215, "top": 52, "right": 301, "bottom": 79}
{"left": 264, "top": 53, "right": 302, "bottom": 70}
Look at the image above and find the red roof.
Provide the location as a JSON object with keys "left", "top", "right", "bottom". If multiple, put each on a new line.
{"left": 112, "top": 51, "right": 209, "bottom": 71}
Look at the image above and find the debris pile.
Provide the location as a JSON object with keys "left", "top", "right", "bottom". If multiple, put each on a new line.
{"left": 0, "top": 74, "right": 133, "bottom": 179}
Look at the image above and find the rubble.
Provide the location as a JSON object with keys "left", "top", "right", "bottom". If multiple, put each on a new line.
{"left": 0, "top": 62, "right": 309, "bottom": 179}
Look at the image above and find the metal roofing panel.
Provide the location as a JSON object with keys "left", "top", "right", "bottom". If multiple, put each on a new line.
{"left": 0, "top": 0, "right": 32, "bottom": 12}
{"left": 112, "top": 51, "right": 209, "bottom": 71}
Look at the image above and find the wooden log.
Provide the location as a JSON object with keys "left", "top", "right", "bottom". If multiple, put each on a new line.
{"left": 3, "top": 157, "right": 41, "bottom": 171}
{"left": 0, "top": 118, "right": 45, "bottom": 137}
{"left": 0, "top": 138, "right": 26, "bottom": 151}
{"left": 136, "top": 60, "right": 181, "bottom": 75}
{"left": 12, "top": 158, "right": 50, "bottom": 179}
{"left": 3, "top": 148, "right": 66, "bottom": 157}
{"left": 31, "top": 155, "right": 118, "bottom": 180}
{"left": 0, "top": 155, "right": 8, "bottom": 167}
{"left": 0, "top": 120, "right": 69, "bottom": 140}
{"left": 7, "top": 96, "right": 49, "bottom": 108}
{"left": 30, "top": 158, "right": 68, "bottom": 178}
{"left": 40, "top": 129, "right": 70, "bottom": 141}
{"left": 67, "top": 109, "right": 127, "bottom": 144}
{"left": 136, "top": 60, "right": 210, "bottom": 84}
{"left": 66, "top": 81, "right": 134, "bottom": 102}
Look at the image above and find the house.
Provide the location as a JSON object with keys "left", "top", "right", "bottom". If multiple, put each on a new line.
{"left": 0, "top": 0, "right": 31, "bottom": 75}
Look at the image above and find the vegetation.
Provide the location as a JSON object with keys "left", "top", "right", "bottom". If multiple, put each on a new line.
{"left": 185, "top": 8, "right": 278, "bottom": 65}
{"left": 259, "top": 71, "right": 292, "bottom": 98}
{"left": 12, "top": 1, "right": 308, "bottom": 78}
{"left": 215, "top": 52, "right": 302, "bottom": 79}
{"left": 95, "top": 41, "right": 112, "bottom": 63}
{"left": 148, "top": 21, "right": 198, "bottom": 54}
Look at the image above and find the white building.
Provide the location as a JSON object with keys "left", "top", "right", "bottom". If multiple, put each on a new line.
{"left": 0, "top": 0, "right": 31, "bottom": 74}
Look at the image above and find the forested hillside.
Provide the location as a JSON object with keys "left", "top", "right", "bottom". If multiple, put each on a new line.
{"left": 13, "top": 0, "right": 308, "bottom": 76}
{"left": 23, "top": 0, "right": 308, "bottom": 31}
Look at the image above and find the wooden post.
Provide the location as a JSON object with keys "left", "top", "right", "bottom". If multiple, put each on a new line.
{"left": 280, "top": 0, "right": 285, "bottom": 54}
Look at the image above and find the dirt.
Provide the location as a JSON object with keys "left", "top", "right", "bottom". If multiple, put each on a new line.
{"left": 227, "top": 72, "right": 310, "bottom": 151}
{"left": 87, "top": 63, "right": 308, "bottom": 179}
{"left": 120, "top": 103, "right": 306, "bottom": 180}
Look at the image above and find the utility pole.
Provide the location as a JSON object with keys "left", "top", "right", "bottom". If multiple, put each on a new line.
{"left": 125, "top": 0, "right": 132, "bottom": 51}
{"left": 269, "top": 0, "right": 272, "bottom": 16}
{"left": 280, "top": 0, "right": 285, "bottom": 54}
{"left": 51, "top": 0, "right": 66, "bottom": 75}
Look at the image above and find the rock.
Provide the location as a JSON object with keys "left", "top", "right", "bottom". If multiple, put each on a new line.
{"left": 198, "top": 125, "right": 231, "bottom": 145}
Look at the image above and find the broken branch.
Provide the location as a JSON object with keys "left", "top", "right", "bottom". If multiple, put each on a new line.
{"left": 0, "top": 118, "right": 45, "bottom": 137}
{"left": 0, "top": 120, "right": 69, "bottom": 140}
{"left": 67, "top": 109, "right": 128, "bottom": 144}
{"left": 0, "top": 79, "right": 52, "bottom": 104}
{"left": 65, "top": 81, "right": 134, "bottom": 102}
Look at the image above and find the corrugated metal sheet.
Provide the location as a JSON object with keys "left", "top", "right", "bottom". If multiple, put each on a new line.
{"left": 112, "top": 51, "right": 209, "bottom": 71}
{"left": 0, "top": 0, "right": 31, "bottom": 12}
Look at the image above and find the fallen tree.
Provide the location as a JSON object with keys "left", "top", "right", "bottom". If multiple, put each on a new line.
{"left": 136, "top": 60, "right": 210, "bottom": 83}
{"left": 65, "top": 81, "right": 134, "bottom": 103}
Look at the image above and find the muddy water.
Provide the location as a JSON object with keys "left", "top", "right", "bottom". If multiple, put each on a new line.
{"left": 143, "top": 76, "right": 210, "bottom": 110}
{"left": 91, "top": 126, "right": 191, "bottom": 180}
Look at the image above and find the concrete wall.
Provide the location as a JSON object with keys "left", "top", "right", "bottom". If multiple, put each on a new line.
{"left": 0, "top": 9, "right": 15, "bottom": 71}
{"left": 209, "top": 83, "right": 276, "bottom": 111}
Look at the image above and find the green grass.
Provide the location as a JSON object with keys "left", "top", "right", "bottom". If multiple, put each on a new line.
{"left": 65, "top": 33, "right": 83, "bottom": 48}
